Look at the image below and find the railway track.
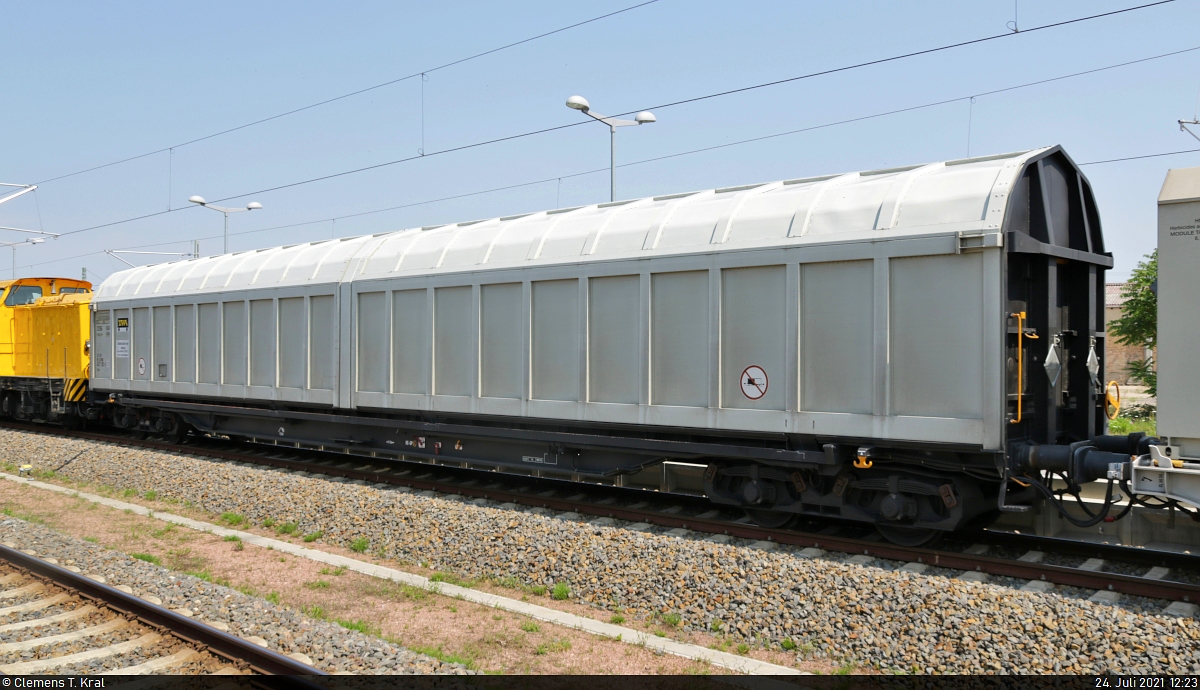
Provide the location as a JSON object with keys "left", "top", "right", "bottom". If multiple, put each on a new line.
{"left": 0, "top": 542, "right": 324, "bottom": 676}
{"left": 6, "top": 420, "right": 1200, "bottom": 611}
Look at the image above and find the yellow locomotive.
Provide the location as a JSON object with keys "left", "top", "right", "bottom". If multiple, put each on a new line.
{"left": 0, "top": 278, "right": 92, "bottom": 424}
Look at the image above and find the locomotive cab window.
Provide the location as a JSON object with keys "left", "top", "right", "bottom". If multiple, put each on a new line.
{"left": 4, "top": 285, "right": 41, "bottom": 306}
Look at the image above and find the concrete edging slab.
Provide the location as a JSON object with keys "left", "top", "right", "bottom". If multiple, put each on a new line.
{"left": 0, "top": 472, "right": 803, "bottom": 676}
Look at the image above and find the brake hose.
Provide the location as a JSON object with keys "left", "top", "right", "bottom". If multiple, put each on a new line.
{"left": 1023, "top": 474, "right": 1117, "bottom": 528}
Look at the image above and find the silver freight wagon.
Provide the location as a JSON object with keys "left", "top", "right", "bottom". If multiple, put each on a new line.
{"left": 90, "top": 145, "right": 1112, "bottom": 541}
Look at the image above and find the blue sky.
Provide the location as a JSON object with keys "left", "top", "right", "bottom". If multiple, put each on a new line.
{"left": 2, "top": 0, "right": 1197, "bottom": 282}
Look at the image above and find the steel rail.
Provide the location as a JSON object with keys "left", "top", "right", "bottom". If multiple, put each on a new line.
{"left": 0, "top": 543, "right": 327, "bottom": 679}
{"left": 5, "top": 420, "right": 1200, "bottom": 604}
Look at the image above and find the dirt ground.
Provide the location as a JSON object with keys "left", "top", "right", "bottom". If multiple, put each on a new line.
{"left": 0, "top": 474, "right": 845, "bottom": 675}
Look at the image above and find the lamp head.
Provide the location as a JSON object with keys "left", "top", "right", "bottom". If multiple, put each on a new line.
{"left": 565, "top": 95, "right": 590, "bottom": 111}
{"left": 634, "top": 111, "right": 656, "bottom": 124}
{"left": 188, "top": 195, "right": 206, "bottom": 205}
{"left": 246, "top": 202, "right": 262, "bottom": 210}
{"left": 29, "top": 238, "right": 44, "bottom": 245}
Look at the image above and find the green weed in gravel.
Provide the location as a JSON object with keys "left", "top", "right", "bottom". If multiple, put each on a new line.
{"left": 185, "top": 570, "right": 230, "bottom": 587}
{"left": 410, "top": 645, "right": 476, "bottom": 669}
{"left": 2, "top": 506, "right": 45, "bottom": 525}
{"left": 302, "top": 531, "right": 323, "bottom": 542}
{"left": 552, "top": 582, "right": 570, "bottom": 600}
{"left": 131, "top": 553, "right": 161, "bottom": 565}
{"left": 219, "top": 512, "right": 245, "bottom": 527}
{"left": 349, "top": 537, "right": 369, "bottom": 553}
{"left": 336, "top": 618, "right": 379, "bottom": 635}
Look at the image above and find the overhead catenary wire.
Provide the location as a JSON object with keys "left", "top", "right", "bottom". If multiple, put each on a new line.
{"left": 43, "top": 1, "right": 1181, "bottom": 241}
{"left": 32, "top": 0, "right": 664, "bottom": 186}
{"left": 1078, "top": 147, "right": 1200, "bottom": 165}
{"left": 25, "top": 43, "right": 1200, "bottom": 268}
{"left": 603, "top": 0, "right": 1176, "bottom": 117}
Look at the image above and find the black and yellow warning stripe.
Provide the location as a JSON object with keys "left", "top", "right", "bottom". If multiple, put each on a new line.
{"left": 64, "top": 378, "right": 88, "bottom": 402}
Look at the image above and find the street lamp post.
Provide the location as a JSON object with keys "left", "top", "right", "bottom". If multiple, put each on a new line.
{"left": 188, "top": 197, "right": 263, "bottom": 254}
{"left": 565, "top": 96, "right": 656, "bottom": 202}
{"left": 0, "top": 223, "right": 59, "bottom": 279}
{"left": 3, "top": 237, "right": 47, "bottom": 278}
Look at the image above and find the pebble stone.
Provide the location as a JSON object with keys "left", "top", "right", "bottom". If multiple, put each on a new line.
{"left": 0, "top": 519, "right": 472, "bottom": 675}
{"left": 7, "top": 429, "right": 1200, "bottom": 674}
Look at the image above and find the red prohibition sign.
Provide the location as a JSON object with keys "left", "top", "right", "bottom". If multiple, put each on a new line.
{"left": 740, "top": 365, "right": 768, "bottom": 400}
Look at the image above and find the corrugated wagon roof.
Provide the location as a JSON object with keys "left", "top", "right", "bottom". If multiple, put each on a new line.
{"left": 95, "top": 147, "right": 1050, "bottom": 300}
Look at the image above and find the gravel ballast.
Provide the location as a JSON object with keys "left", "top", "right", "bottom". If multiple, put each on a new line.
{"left": 7, "top": 429, "right": 1200, "bottom": 674}
{"left": 0, "top": 517, "right": 469, "bottom": 674}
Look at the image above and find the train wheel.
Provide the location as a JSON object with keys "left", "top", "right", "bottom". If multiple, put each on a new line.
{"left": 875, "top": 524, "right": 941, "bottom": 547}
{"left": 744, "top": 508, "right": 796, "bottom": 529}
{"left": 164, "top": 424, "right": 189, "bottom": 445}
